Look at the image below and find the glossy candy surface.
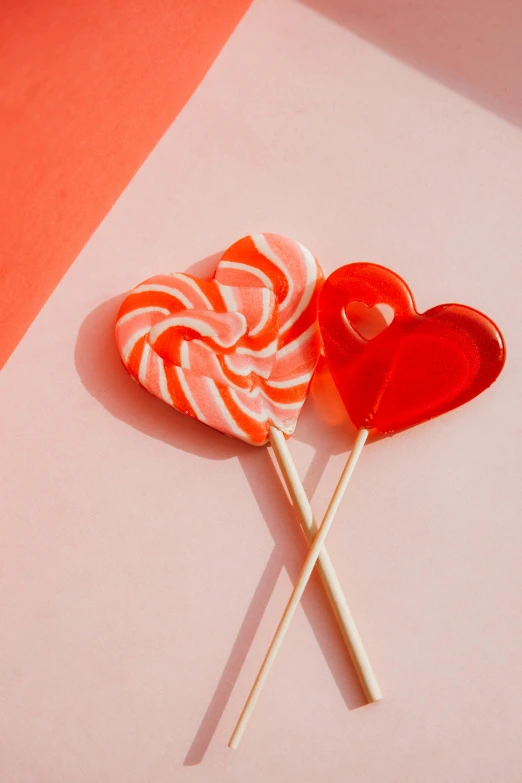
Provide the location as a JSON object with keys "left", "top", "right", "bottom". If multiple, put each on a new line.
{"left": 318, "top": 263, "right": 505, "bottom": 434}
{"left": 116, "top": 233, "right": 323, "bottom": 445}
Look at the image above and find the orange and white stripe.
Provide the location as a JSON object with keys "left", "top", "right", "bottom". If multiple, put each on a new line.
{"left": 115, "top": 233, "right": 323, "bottom": 445}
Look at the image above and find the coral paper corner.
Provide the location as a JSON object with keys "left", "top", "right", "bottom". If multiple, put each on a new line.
{"left": 0, "top": 0, "right": 252, "bottom": 369}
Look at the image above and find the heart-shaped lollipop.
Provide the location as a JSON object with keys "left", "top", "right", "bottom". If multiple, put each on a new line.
{"left": 116, "top": 233, "right": 323, "bottom": 445}
{"left": 231, "top": 261, "right": 506, "bottom": 748}
{"left": 318, "top": 263, "right": 505, "bottom": 433}
{"left": 117, "top": 235, "right": 381, "bottom": 731}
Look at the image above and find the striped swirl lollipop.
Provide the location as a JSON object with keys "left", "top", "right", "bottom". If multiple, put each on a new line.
{"left": 115, "top": 233, "right": 379, "bottom": 736}
{"left": 116, "top": 233, "right": 322, "bottom": 445}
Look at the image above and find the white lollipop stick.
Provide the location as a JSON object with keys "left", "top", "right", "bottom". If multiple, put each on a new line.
{"left": 269, "top": 426, "right": 381, "bottom": 704}
{"left": 229, "top": 428, "right": 370, "bottom": 749}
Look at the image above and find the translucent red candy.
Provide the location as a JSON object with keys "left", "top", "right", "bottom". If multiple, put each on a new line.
{"left": 318, "top": 263, "right": 506, "bottom": 435}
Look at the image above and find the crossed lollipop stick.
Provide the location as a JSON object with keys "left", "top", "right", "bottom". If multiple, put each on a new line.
{"left": 229, "top": 426, "right": 374, "bottom": 748}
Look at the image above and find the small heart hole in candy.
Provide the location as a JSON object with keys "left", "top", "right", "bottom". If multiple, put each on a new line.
{"left": 342, "top": 301, "right": 394, "bottom": 341}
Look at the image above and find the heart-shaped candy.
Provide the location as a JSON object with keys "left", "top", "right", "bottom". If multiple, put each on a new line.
{"left": 116, "top": 233, "right": 324, "bottom": 445}
{"left": 318, "top": 263, "right": 505, "bottom": 434}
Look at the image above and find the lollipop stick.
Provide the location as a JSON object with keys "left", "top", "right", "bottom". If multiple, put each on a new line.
{"left": 268, "top": 426, "right": 381, "bottom": 703}
{"left": 229, "top": 428, "right": 370, "bottom": 749}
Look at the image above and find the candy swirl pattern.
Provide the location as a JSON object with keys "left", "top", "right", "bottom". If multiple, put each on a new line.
{"left": 116, "top": 233, "right": 323, "bottom": 445}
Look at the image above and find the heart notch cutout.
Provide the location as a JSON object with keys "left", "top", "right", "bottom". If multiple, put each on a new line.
{"left": 343, "top": 301, "right": 394, "bottom": 341}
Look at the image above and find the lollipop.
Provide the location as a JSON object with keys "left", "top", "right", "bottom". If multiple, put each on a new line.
{"left": 230, "top": 261, "right": 505, "bottom": 747}
{"left": 116, "top": 235, "right": 380, "bottom": 712}
{"left": 117, "top": 234, "right": 326, "bottom": 444}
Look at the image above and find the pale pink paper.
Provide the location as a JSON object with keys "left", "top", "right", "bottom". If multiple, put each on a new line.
{"left": 1, "top": 1, "right": 522, "bottom": 781}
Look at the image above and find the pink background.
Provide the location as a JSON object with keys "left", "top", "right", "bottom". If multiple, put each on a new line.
{"left": 1, "top": 1, "right": 522, "bottom": 780}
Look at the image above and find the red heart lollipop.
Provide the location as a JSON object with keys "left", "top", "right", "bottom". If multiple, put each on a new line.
{"left": 318, "top": 263, "right": 505, "bottom": 434}
{"left": 231, "top": 262, "right": 506, "bottom": 747}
